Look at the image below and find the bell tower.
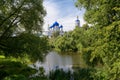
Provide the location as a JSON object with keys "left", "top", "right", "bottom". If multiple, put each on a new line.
{"left": 75, "top": 16, "right": 80, "bottom": 27}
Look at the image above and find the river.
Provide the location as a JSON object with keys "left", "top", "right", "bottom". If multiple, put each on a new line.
{"left": 30, "top": 51, "right": 84, "bottom": 74}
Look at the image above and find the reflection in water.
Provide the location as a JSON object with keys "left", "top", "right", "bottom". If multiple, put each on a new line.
{"left": 30, "top": 51, "right": 81, "bottom": 74}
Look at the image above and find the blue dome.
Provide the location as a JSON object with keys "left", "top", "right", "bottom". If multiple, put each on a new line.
{"left": 49, "top": 21, "right": 61, "bottom": 28}
{"left": 59, "top": 25, "right": 63, "bottom": 28}
{"left": 53, "top": 21, "right": 59, "bottom": 26}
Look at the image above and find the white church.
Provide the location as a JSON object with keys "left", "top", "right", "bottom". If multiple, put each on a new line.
{"left": 48, "top": 16, "right": 80, "bottom": 37}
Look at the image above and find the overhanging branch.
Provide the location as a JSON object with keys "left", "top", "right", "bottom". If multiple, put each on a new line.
{"left": 0, "top": 0, "right": 25, "bottom": 28}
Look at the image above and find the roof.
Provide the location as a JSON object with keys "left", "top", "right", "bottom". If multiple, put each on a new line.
{"left": 53, "top": 21, "right": 59, "bottom": 26}
{"left": 49, "top": 21, "right": 63, "bottom": 28}
{"left": 59, "top": 25, "right": 63, "bottom": 28}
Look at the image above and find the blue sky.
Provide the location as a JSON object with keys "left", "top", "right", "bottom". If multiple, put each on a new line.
{"left": 43, "top": 0, "right": 85, "bottom": 31}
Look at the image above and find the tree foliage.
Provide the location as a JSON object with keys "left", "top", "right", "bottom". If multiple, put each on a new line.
{"left": 1, "top": 33, "right": 49, "bottom": 61}
{"left": 53, "top": 31, "right": 78, "bottom": 52}
{"left": 53, "top": 26, "right": 90, "bottom": 53}
{"left": 0, "top": 0, "right": 46, "bottom": 42}
{"left": 0, "top": 0, "right": 48, "bottom": 61}
{"left": 75, "top": 0, "right": 120, "bottom": 79}
{"left": 76, "top": 0, "right": 120, "bottom": 27}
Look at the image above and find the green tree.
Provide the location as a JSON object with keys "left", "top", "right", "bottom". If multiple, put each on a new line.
{"left": 0, "top": 0, "right": 46, "bottom": 40}
{"left": 2, "top": 33, "right": 49, "bottom": 61}
{"left": 54, "top": 30, "right": 79, "bottom": 52}
{"left": 82, "top": 23, "right": 89, "bottom": 30}
{"left": 76, "top": 0, "right": 120, "bottom": 27}
{"left": 76, "top": 0, "right": 120, "bottom": 79}
{"left": 52, "top": 31, "right": 60, "bottom": 38}
{"left": 0, "top": 0, "right": 48, "bottom": 60}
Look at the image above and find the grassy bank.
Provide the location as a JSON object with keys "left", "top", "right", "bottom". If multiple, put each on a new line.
{"left": 0, "top": 55, "right": 37, "bottom": 80}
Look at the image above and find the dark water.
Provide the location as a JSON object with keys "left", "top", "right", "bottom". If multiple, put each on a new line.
{"left": 30, "top": 51, "right": 83, "bottom": 74}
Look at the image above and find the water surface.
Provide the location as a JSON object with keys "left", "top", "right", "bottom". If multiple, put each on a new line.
{"left": 30, "top": 51, "right": 83, "bottom": 73}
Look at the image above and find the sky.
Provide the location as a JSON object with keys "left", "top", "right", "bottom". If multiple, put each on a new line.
{"left": 43, "top": 0, "right": 85, "bottom": 31}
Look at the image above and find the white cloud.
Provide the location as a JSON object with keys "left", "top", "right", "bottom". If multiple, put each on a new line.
{"left": 43, "top": 0, "right": 59, "bottom": 31}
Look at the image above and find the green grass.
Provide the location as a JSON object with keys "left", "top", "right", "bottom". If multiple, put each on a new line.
{"left": 0, "top": 55, "right": 37, "bottom": 80}
{"left": 0, "top": 55, "right": 5, "bottom": 59}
